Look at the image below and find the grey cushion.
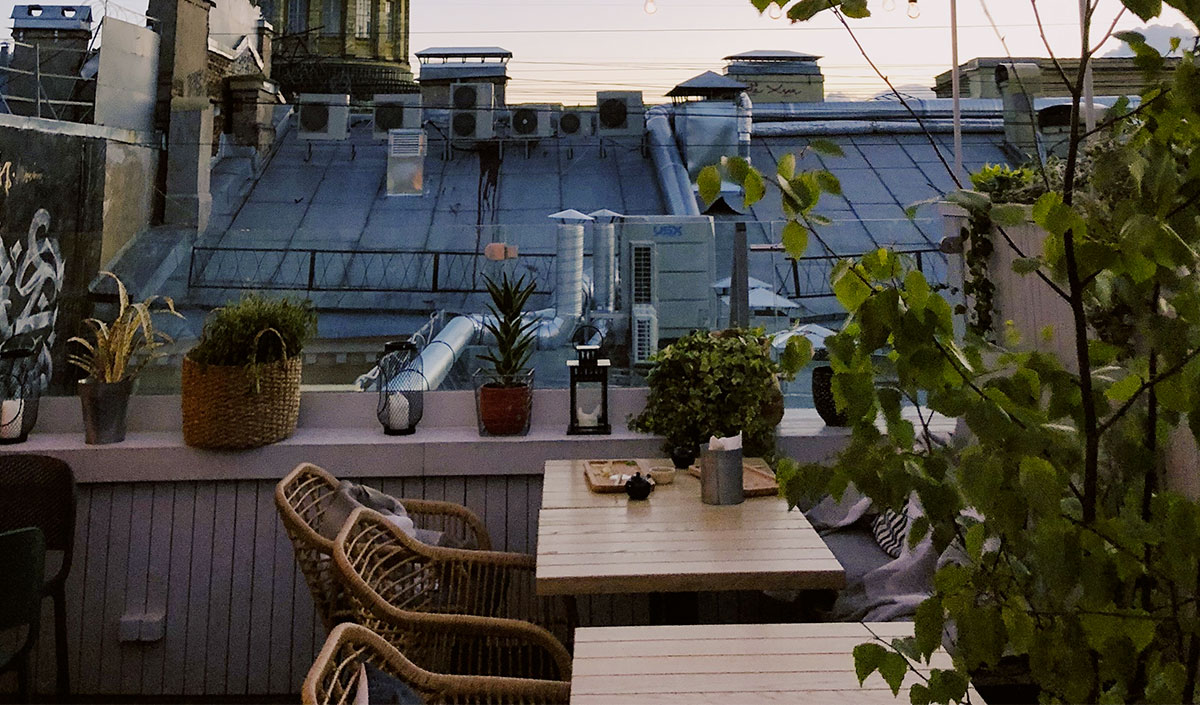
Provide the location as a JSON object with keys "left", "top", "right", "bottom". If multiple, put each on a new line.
{"left": 363, "top": 662, "right": 424, "bottom": 705}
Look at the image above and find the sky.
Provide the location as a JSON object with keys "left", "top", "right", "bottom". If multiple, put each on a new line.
{"left": 4, "top": 0, "right": 1196, "bottom": 103}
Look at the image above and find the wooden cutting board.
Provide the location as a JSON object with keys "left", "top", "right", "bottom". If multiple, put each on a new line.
{"left": 583, "top": 459, "right": 651, "bottom": 493}
{"left": 687, "top": 457, "right": 779, "bottom": 497}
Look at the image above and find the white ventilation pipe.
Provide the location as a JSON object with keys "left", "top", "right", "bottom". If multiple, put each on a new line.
{"left": 752, "top": 119, "right": 1002, "bottom": 137}
{"left": 593, "top": 221, "right": 616, "bottom": 312}
{"left": 646, "top": 105, "right": 701, "bottom": 216}
{"left": 736, "top": 91, "right": 753, "bottom": 160}
{"left": 403, "top": 220, "right": 587, "bottom": 390}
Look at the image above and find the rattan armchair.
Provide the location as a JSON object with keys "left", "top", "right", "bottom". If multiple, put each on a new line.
{"left": 304, "top": 623, "right": 570, "bottom": 705}
{"left": 334, "top": 507, "right": 574, "bottom": 681}
{"left": 275, "top": 462, "right": 493, "bottom": 631}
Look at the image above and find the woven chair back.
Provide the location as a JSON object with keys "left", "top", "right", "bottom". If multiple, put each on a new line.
{"left": 275, "top": 463, "right": 354, "bottom": 630}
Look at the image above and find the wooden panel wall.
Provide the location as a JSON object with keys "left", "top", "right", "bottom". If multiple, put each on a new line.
{"left": 13, "top": 474, "right": 543, "bottom": 698}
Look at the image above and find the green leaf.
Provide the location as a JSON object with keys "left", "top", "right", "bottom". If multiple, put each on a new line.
{"left": 1011, "top": 257, "right": 1042, "bottom": 275}
{"left": 776, "top": 153, "right": 796, "bottom": 180}
{"left": 914, "top": 598, "right": 944, "bottom": 658}
{"left": 1019, "top": 456, "right": 1059, "bottom": 516}
{"left": 743, "top": 168, "right": 765, "bottom": 208}
{"left": 927, "top": 669, "right": 969, "bottom": 704}
{"left": 1146, "top": 660, "right": 1187, "bottom": 703}
{"left": 781, "top": 335, "right": 813, "bottom": 375}
{"left": 782, "top": 220, "right": 809, "bottom": 259}
{"left": 853, "top": 642, "right": 888, "bottom": 685}
{"left": 816, "top": 169, "right": 843, "bottom": 196}
{"left": 908, "top": 683, "right": 931, "bottom": 705}
{"left": 879, "top": 651, "right": 909, "bottom": 696}
{"left": 1105, "top": 373, "right": 1143, "bottom": 402}
{"left": 697, "top": 165, "right": 721, "bottom": 206}
{"left": 749, "top": 0, "right": 773, "bottom": 11}
{"left": 1117, "top": 1, "right": 1161, "bottom": 22}
{"left": 787, "top": 0, "right": 839, "bottom": 21}
{"left": 724, "top": 156, "right": 751, "bottom": 183}
{"left": 808, "top": 138, "right": 845, "bottom": 158}
{"left": 833, "top": 266, "right": 872, "bottom": 313}
{"left": 904, "top": 270, "right": 930, "bottom": 312}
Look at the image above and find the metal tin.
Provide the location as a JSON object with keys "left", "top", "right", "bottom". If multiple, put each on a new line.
{"left": 699, "top": 447, "right": 744, "bottom": 506}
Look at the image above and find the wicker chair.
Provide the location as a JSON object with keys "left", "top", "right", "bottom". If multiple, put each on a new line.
{"left": 275, "top": 462, "right": 493, "bottom": 631}
{"left": 334, "top": 507, "right": 574, "bottom": 681}
{"left": 303, "top": 623, "right": 570, "bottom": 705}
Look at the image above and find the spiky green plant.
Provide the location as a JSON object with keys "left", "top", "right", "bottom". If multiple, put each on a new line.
{"left": 478, "top": 273, "right": 536, "bottom": 388}
{"left": 68, "top": 271, "right": 184, "bottom": 383}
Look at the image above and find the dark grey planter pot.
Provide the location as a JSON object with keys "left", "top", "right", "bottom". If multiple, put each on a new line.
{"left": 79, "top": 378, "right": 133, "bottom": 445}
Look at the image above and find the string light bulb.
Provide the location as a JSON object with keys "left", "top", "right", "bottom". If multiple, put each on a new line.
{"left": 882, "top": 0, "right": 895, "bottom": 10}
{"left": 907, "top": 0, "right": 920, "bottom": 18}
{"left": 643, "top": 0, "right": 657, "bottom": 14}
{"left": 768, "top": 2, "right": 783, "bottom": 19}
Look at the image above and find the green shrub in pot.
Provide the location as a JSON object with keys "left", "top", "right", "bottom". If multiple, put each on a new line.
{"left": 630, "top": 328, "right": 798, "bottom": 463}
{"left": 475, "top": 273, "right": 537, "bottom": 436}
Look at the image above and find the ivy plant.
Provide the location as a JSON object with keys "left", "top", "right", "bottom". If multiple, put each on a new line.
{"left": 714, "top": 1, "right": 1200, "bottom": 703}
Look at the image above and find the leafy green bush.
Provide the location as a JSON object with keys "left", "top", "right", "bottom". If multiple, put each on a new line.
{"left": 630, "top": 328, "right": 791, "bottom": 459}
{"left": 188, "top": 294, "right": 317, "bottom": 367}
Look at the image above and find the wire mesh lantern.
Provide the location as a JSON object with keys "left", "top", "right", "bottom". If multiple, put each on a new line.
{"left": 0, "top": 346, "right": 40, "bottom": 444}
{"left": 376, "top": 340, "right": 426, "bottom": 435}
{"left": 567, "top": 344, "right": 610, "bottom": 435}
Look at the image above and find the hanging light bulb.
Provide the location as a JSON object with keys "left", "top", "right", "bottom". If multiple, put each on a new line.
{"left": 882, "top": 0, "right": 895, "bottom": 10}
{"left": 906, "top": 0, "right": 920, "bottom": 18}
{"left": 768, "top": 2, "right": 783, "bottom": 19}
{"left": 643, "top": 0, "right": 657, "bottom": 14}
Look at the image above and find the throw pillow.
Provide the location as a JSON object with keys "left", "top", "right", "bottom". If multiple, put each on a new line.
{"left": 870, "top": 508, "right": 909, "bottom": 559}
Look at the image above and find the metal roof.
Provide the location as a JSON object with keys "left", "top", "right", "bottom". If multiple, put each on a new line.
{"left": 416, "top": 47, "right": 513, "bottom": 60}
{"left": 11, "top": 4, "right": 92, "bottom": 30}
{"left": 724, "top": 50, "right": 821, "bottom": 62}
{"left": 667, "top": 71, "right": 748, "bottom": 98}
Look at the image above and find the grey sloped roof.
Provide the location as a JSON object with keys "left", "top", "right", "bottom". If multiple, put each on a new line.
{"left": 196, "top": 114, "right": 663, "bottom": 312}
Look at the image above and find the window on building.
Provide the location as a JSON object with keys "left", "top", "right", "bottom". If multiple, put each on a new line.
{"left": 321, "top": 0, "right": 341, "bottom": 36}
{"left": 287, "top": 0, "right": 307, "bottom": 33}
{"left": 354, "top": 0, "right": 370, "bottom": 40}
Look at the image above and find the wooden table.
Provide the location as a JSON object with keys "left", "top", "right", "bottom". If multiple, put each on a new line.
{"left": 570, "top": 622, "right": 972, "bottom": 704}
{"left": 536, "top": 459, "right": 845, "bottom": 596}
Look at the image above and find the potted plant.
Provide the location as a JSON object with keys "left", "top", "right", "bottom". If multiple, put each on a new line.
{"left": 67, "top": 272, "right": 182, "bottom": 444}
{"left": 475, "top": 273, "right": 537, "bottom": 436}
{"left": 182, "top": 293, "right": 316, "bottom": 449}
{"left": 631, "top": 328, "right": 794, "bottom": 464}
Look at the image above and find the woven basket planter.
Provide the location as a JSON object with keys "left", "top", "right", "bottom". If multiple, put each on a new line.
{"left": 181, "top": 355, "right": 302, "bottom": 449}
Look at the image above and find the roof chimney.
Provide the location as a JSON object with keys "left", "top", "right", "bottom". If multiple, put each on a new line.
{"left": 8, "top": 5, "right": 93, "bottom": 119}
{"left": 995, "top": 62, "right": 1042, "bottom": 159}
{"left": 723, "top": 50, "right": 823, "bottom": 103}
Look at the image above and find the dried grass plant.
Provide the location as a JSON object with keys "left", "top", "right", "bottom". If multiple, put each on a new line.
{"left": 68, "top": 271, "right": 183, "bottom": 383}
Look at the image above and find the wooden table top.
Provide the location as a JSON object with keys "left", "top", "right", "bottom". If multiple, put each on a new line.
{"left": 570, "top": 622, "right": 974, "bottom": 704}
{"left": 536, "top": 459, "right": 845, "bottom": 595}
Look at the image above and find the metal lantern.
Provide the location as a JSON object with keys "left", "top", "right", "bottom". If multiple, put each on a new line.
{"left": 376, "top": 340, "right": 426, "bottom": 436}
{"left": 567, "top": 344, "right": 610, "bottom": 435}
{"left": 0, "top": 346, "right": 40, "bottom": 444}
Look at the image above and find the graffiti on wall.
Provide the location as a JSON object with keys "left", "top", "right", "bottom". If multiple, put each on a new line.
{"left": 0, "top": 159, "right": 66, "bottom": 391}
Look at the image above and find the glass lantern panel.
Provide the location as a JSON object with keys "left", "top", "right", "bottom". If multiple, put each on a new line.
{"left": 574, "top": 381, "right": 605, "bottom": 428}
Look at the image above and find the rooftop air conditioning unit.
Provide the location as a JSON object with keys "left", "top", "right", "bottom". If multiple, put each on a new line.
{"left": 373, "top": 93, "right": 422, "bottom": 140}
{"left": 298, "top": 94, "right": 351, "bottom": 141}
{"left": 596, "top": 91, "right": 644, "bottom": 137}
{"left": 510, "top": 103, "right": 555, "bottom": 138}
{"left": 450, "top": 82, "right": 494, "bottom": 140}
{"left": 631, "top": 304, "right": 659, "bottom": 364}
{"left": 629, "top": 241, "right": 657, "bottom": 307}
{"left": 386, "top": 129, "right": 426, "bottom": 196}
{"left": 556, "top": 107, "right": 594, "bottom": 137}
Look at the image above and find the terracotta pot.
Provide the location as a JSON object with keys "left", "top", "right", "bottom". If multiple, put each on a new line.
{"left": 477, "top": 381, "right": 533, "bottom": 436}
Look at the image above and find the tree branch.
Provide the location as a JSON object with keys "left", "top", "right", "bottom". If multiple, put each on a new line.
{"left": 1030, "top": 0, "right": 1076, "bottom": 94}
{"left": 1097, "top": 345, "right": 1200, "bottom": 436}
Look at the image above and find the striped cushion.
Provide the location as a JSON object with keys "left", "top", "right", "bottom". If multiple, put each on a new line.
{"left": 870, "top": 508, "right": 909, "bottom": 559}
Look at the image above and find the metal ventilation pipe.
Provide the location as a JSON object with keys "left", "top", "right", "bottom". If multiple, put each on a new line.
{"left": 555, "top": 222, "right": 584, "bottom": 320}
{"left": 736, "top": 91, "right": 753, "bottom": 160}
{"left": 405, "top": 314, "right": 477, "bottom": 392}
{"left": 646, "top": 105, "right": 701, "bottom": 216}
{"left": 592, "top": 221, "right": 617, "bottom": 312}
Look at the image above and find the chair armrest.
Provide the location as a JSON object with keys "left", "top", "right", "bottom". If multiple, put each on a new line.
{"left": 366, "top": 609, "right": 574, "bottom": 682}
{"left": 401, "top": 498, "right": 493, "bottom": 551}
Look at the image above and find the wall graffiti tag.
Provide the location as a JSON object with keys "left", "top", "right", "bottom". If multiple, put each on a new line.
{"left": 0, "top": 207, "right": 64, "bottom": 391}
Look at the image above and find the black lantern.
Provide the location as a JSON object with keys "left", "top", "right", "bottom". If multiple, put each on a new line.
{"left": 567, "top": 344, "right": 610, "bottom": 435}
{"left": 376, "top": 340, "right": 426, "bottom": 435}
{"left": 0, "top": 346, "right": 40, "bottom": 444}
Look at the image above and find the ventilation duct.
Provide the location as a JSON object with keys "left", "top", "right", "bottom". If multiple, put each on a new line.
{"left": 995, "top": 63, "right": 1042, "bottom": 159}
{"left": 645, "top": 105, "right": 701, "bottom": 216}
{"left": 386, "top": 129, "right": 426, "bottom": 196}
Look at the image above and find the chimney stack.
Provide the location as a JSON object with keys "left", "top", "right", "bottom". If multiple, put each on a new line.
{"left": 8, "top": 5, "right": 93, "bottom": 119}
{"left": 723, "top": 50, "right": 823, "bottom": 104}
